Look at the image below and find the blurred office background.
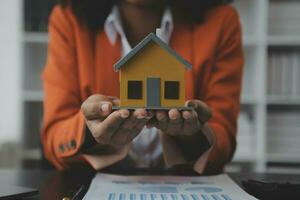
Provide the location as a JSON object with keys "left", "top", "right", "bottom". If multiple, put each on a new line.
{"left": 0, "top": 0, "right": 300, "bottom": 173}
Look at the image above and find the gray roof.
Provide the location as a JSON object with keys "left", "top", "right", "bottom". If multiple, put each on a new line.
{"left": 114, "top": 33, "right": 192, "bottom": 71}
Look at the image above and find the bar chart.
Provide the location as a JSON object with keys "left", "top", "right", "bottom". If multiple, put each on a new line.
{"left": 83, "top": 174, "right": 257, "bottom": 200}
{"left": 107, "top": 193, "right": 232, "bottom": 200}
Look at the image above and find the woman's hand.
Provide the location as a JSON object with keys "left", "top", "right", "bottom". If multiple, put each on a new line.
{"left": 81, "top": 94, "right": 153, "bottom": 148}
{"left": 154, "top": 100, "right": 212, "bottom": 137}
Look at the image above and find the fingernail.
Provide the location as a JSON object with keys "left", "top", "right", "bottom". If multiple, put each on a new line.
{"left": 169, "top": 110, "right": 177, "bottom": 120}
{"left": 101, "top": 103, "right": 110, "bottom": 113}
{"left": 120, "top": 110, "right": 129, "bottom": 118}
{"left": 134, "top": 109, "right": 145, "bottom": 119}
{"left": 183, "top": 111, "right": 191, "bottom": 119}
{"left": 137, "top": 114, "right": 146, "bottom": 119}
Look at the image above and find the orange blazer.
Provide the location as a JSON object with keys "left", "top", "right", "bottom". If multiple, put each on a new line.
{"left": 42, "top": 4, "right": 244, "bottom": 173}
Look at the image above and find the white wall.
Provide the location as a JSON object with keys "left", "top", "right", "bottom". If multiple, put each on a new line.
{"left": 0, "top": 0, "right": 22, "bottom": 142}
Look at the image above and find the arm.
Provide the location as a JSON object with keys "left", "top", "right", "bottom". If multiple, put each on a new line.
{"left": 158, "top": 6, "right": 244, "bottom": 174}
{"left": 42, "top": 7, "right": 131, "bottom": 170}
{"left": 202, "top": 7, "right": 244, "bottom": 174}
{"left": 42, "top": 6, "right": 154, "bottom": 170}
{"left": 42, "top": 6, "right": 86, "bottom": 170}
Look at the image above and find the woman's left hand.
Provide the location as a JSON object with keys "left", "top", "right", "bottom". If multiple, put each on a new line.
{"left": 153, "top": 100, "right": 212, "bottom": 137}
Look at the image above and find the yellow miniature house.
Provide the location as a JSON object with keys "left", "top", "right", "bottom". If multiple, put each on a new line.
{"left": 114, "top": 33, "right": 192, "bottom": 109}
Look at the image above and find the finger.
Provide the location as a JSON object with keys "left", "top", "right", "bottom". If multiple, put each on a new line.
{"left": 85, "top": 118, "right": 109, "bottom": 144}
{"left": 82, "top": 101, "right": 112, "bottom": 120}
{"left": 112, "top": 109, "right": 146, "bottom": 146}
{"left": 111, "top": 109, "right": 151, "bottom": 146}
{"left": 167, "top": 109, "right": 183, "bottom": 136}
{"left": 86, "top": 94, "right": 111, "bottom": 102}
{"left": 186, "top": 100, "right": 212, "bottom": 123}
{"left": 126, "top": 111, "right": 153, "bottom": 143}
{"left": 144, "top": 110, "right": 156, "bottom": 128}
{"left": 146, "top": 117, "right": 157, "bottom": 128}
{"left": 112, "top": 99, "right": 120, "bottom": 106}
{"left": 108, "top": 96, "right": 120, "bottom": 107}
{"left": 93, "top": 109, "right": 130, "bottom": 144}
{"left": 155, "top": 110, "right": 168, "bottom": 131}
{"left": 106, "top": 96, "right": 119, "bottom": 101}
{"left": 126, "top": 122, "right": 146, "bottom": 142}
{"left": 182, "top": 110, "right": 202, "bottom": 135}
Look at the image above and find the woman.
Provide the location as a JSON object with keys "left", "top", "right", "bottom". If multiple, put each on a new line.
{"left": 42, "top": 0, "right": 243, "bottom": 174}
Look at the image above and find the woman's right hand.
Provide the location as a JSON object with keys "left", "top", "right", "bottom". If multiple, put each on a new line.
{"left": 81, "top": 94, "right": 153, "bottom": 148}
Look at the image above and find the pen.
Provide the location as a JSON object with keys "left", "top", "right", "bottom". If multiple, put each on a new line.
{"left": 62, "top": 185, "right": 85, "bottom": 200}
{"left": 72, "top": 185, "right": 85, "bottom": 200}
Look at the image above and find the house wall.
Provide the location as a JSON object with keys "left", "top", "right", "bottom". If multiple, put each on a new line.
{"left": 120, "top": 42, "right": 187, "bottom": 108}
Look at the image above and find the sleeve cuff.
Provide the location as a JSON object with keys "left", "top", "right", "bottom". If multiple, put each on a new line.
{"left": 193, "top": 124, "right": 216, "bottom": 173}
{"left": 53, "top": 110, "right": 86, "bottom": 159}
{"left": 159, "top": 124, "right": 215, "bottom": 172}
{"left": 159, "top": 130, "right": 187, "bottom": 166}
{"left": 195, "top": 122, "right": 235, "bottom": 174}
{"left": 81, "top": 144, "right": 131, "bottom": 170}
{"left": 52, "top": 110, "right": 132, "bottom": 170}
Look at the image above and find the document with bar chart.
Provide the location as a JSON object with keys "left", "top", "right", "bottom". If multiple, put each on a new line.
{"left": 83, "top": 173, "right": 257, "bottom": 200}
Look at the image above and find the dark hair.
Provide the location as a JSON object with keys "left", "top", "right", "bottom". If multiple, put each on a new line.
{"left": 60, "top": 0, "right": 233, "bottom": 32}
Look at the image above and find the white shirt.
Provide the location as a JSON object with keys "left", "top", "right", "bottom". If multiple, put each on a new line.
{"left": 104, "top": 6, "right": 174, "bottom": 167}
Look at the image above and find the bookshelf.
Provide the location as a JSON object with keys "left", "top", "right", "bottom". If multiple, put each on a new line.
{"left": 20, "top": 0, "right": 54, "bottom": 161}
{"left": 23, "top": 32, "right": 48, "bottom": 43}
{"left": 232, "top": 0, "right": 300, "bottom": 172}
{"left": 20, "top": 0, "right": 300, "bottom": 172}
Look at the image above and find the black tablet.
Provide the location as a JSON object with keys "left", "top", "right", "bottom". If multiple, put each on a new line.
{"left": 0, "top": 185, "right": 38, "bottom": 199}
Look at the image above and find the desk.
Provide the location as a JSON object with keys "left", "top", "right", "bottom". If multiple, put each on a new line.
{"left": 1, "top": 168, "right": 300, "bottom": 200}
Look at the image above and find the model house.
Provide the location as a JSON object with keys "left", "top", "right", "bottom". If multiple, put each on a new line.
{"left": 114, "top": 33, "right": 192, "bottom": 109}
